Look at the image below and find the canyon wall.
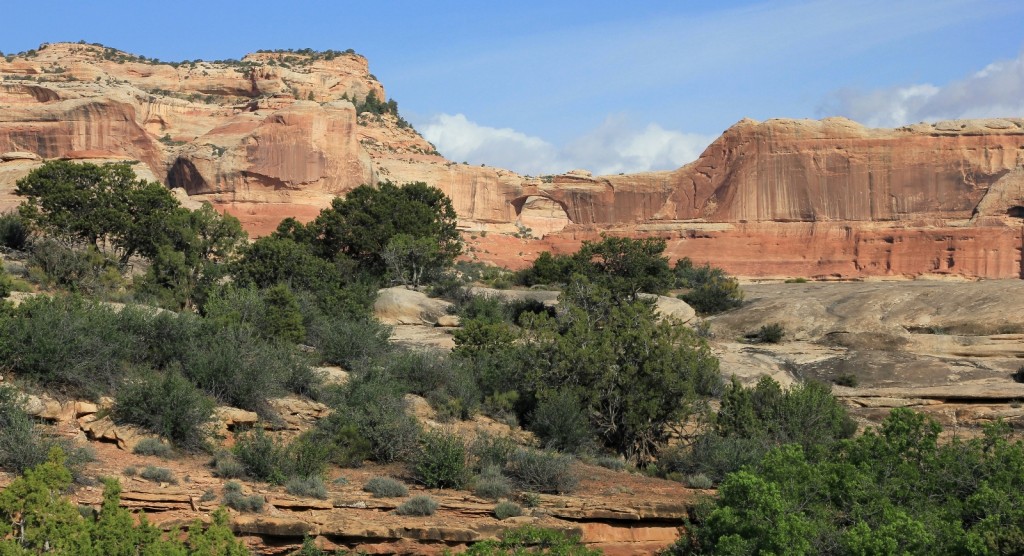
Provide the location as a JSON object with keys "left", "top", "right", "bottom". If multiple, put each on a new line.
{"left": 1, "top": 43, "right": 1023, "bottom": 279}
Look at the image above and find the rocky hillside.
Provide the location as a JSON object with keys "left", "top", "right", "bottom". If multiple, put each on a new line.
{"left": 2, "top": 42, "right": 1024, "bottom": 279}
{"left": 3, "top": 387, "right": 691, "bottom": 556}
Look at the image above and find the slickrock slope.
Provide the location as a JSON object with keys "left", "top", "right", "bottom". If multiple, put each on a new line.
{"left": 708, "top": 280, "right": 1024, "bottom": 436}
{"left": 2, "top": 43, "right": 1024, "bottom": 278}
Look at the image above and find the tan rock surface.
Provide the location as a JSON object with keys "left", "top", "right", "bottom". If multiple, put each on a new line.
{"left": 373, "top": 286, "right": 452, "bottom": 325}
{"left": 708, "top": 279, "right": 1024, "bottom": 433}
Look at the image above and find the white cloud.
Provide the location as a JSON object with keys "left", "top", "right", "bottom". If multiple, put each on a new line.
{"left": 418, "top": 113, "right": 713, "bottom": 176}
{"left": 418, "top": 114, "right": 561, "bottom": 175}
{"left": 823, "top": 51, "right": 1024, "bottom": 127}
{"left": 563, "top": 116, "right": 712, "bottom": 176}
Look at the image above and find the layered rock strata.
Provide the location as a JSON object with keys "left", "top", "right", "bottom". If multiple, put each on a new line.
{"left": 2, "top": 43, "right": 1024, "bottom": 278}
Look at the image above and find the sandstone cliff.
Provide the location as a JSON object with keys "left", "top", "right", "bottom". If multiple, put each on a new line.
{"left": 2, "top": 43, "right": 1023, "bottom": 279}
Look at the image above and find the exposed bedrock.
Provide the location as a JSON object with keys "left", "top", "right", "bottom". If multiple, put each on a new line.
{"left": 2, "top": 44, "right": 1024, "bottom": 278}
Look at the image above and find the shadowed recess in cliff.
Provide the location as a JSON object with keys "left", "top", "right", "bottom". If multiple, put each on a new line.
{"left": 167, "top": 157, "right": 208, "bottom": 195}
{"left": 1, "top": 84, "right": 61, "bottom": 103}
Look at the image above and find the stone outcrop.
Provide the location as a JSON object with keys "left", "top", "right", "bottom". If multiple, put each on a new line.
{"left": 373, "top": 286, "right": 453, "bottom": 325}
{"left": 479, "top": 117, "right": 1024, "bottom": 279}
{"left": 2, "top": 43, "right": 1024, "bottom": 279}
{"left": 708, "top": 279, "right": 1024, "bottom": 435}
{"left": 40, "top": 398, "right": 694, "bottom": 556}
{"left": 0, "top": 42, "right": 385, "bottom": 234}
{"left": 468, "top": 287, "right": 696, "bottom": 323}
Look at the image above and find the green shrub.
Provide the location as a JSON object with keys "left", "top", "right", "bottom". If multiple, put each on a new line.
{"left": 139, "top": 465, "right": 176, "bottom": 484}
{"left": 593, "top": 456, "right": 626, "bottom": 471}
{"left": 62, "top": 444, "right": 96, "bottom": 485}
{"left": 529, "top": 389, "right": 595, "bottom": 454}
{"left": 470, "top": 433, "right": 517, "bottom": 471}
{"left": 834, "top": 373, "right": 859, "bottom": 387}
{"left": 226, "top": 428, "right": 329, "bottom": 481}
{"left": 222, "top": 481, "right": 264, "bottom": 513}
{"left": 1, "top": 298, "right": 316, "bottom": 416}
{"left": 178, "top": 323, "right": 311, "bottom": 414}
{"left": 307, "top": 315, "right": 392, "bottom": 369}
{"left": 0, "top": 451, "right": 249, "bottom": 554}
{"left": 455, "top": 295, "right": 510, "bottom": 323}
{"left": 0, "top": 295, "right": 137, "bottom": 398}
{"left": 494, "top": 500, "right": 523, "bottom": 520}
{"left": 519, "top": 492, "right": 541, "bottom": 508}
{"left": 285, "top": 476, "right": 328, "bottom": 500}
{"left": 199, "top": 489, "right": 217, "bottom": 503}
{"left": 210, "top": 451, "right": 247, "bottom": 479}
{"left": 113, "top": 369, "right": 214, "bottom": 451}
{"left": 131, "top": 438, "right": 173, "bottom": 458}
{"left": 26, "top": 240, "right": 125, "bottom": 296}
{"left": 660, "top": 433, "right": 766, "bottom": 484}
{"left": 233, "top": 428, "right": 290, "bottom": 484}
{"left": 363, "top": 476, "right": 408, "bottom": 498}
{"left": 0, "top": 211, "right": 29, "bottom": 250}
{"left": 395, "top": 495, "right": 438, "bottom": 516}
{"left": 0, "top": 267, "right": 11, "bottom": 299}
{"left": 306, "top": 416, "right": 371, "bottom": 467}
{"left": 202, "top": 284, "right": 306, "bottom": 344}
{"left": 232, "top": 234, "right": 342, "bottom": 293}
{"left": 480, "top": 390, "right": 521, "bottom": 425}
{"left": 667, "top": 377, "right": 856, "bottom": 483}
{"left": 685, "top": 473, "right": 713, "bottom": 489}
{"left": 305, "top": 180, "right": 461, "bottom": 278}
{"left": 288, "top": 431, "right": 333, "bottom": 479}
{"left": 681, "top": 274, "right": 744, "bottom": 315}
{"left": 293, "top": 536, "right": 334, "bottom": 556}
{"left": 0, "top": 388, "right": 95, "bottom": 482}
{"left": 464, "top": 526, "right": 600, "bottom": 555}
{"left": 754, "top": 322, "right": 785, "bottom": 343}
{"left": 666, "top": 409, "right": 1024, "bottom": 555}
{"left": 386, "top": 350, "right": 481, "bottom": 420}
{"left": 516, "top": 237, "right": 673, "bottom": 300}
{"left": 414, "top": 429, "right": 469, "bottom": 489}
{"left": 505, "top": 449, "right": 578, "bottom": 494}
{"left": 0, "top": 386, "right": 49, "bottom": 473}
{"left": 513, "top": 288, "right": 723, "bottom": 462}
{"left": 473, "top": 465, "right": 512, "bottom": 500}
{"left": 427, "top": 275, "right": 469, "bottom": 300}
{"left": 326, "top": 370, "right": 420, "bottom": 463}
{"left": 490, "top": 274, "right": 512, "bottom": 290}
{"left": 692, "top": 319, "right": 714, "bottom": 339}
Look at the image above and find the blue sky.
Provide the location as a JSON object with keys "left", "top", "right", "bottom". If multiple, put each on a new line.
{"left": 3, "top": 0, "right": 1023, "bottom": 175}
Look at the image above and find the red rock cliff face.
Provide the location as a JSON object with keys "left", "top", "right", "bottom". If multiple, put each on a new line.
{"left": 550, "top": 117, "right": 1024, "bottom": 279}
{"left": 1, "top": 43, "right": 1023, "bottom": 279}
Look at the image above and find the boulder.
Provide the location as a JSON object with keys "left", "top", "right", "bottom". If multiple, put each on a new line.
{"left": 435, "top": 314, "right": 461, "bottom": 327}
{"left": 374, "top": 287, "right": 453, "bottom": 325}
{"left": 643, "top": 294, "right": 696, "bottom": 324}
{"left": 0, "top": 151, "right": 41, "bottom": 161}
{"left": 78, "top": 416, "right": 147, "bottom": 451}
{"left": 215, "top": 407, "right": 259, "bottom": 429}
{"left": 316, "top": 366, "right": 350, "bottom": 385}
